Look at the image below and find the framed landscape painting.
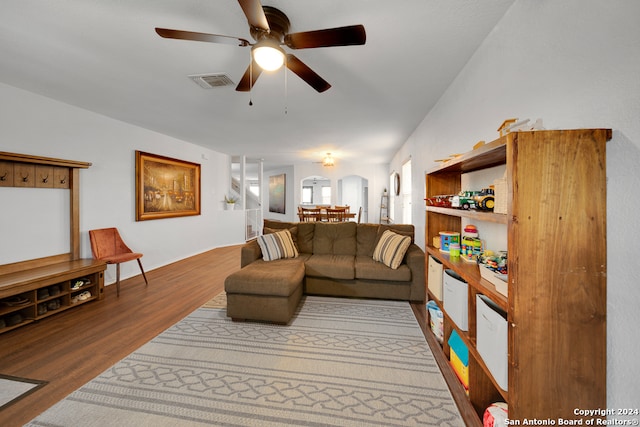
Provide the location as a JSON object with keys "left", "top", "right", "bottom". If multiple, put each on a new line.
{"left": 135, "top": 151, "right": 201, "bottom": 221}
{"left": 269, "top": 173, "right": 286, "bottom": 214}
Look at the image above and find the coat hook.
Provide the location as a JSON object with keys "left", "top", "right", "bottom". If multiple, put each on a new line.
{"left": 21, "top": 172, "right": 30, "bottom": 182}
{"left": 60, "top": 176, "right": 67, "bottom": 184}
{"left": 41, "top": 174, "right": 49, "bottom": 183}
{"left": 0, "top": 172, "right": 7, "bottom": 181}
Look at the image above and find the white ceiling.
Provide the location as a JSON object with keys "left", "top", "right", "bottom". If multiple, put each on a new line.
{"left": 1, "top": 0, "right": 514, "bottom": 169}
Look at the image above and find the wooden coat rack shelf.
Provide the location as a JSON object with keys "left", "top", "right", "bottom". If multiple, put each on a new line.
{"left": 0, "top": 151, "right": 106, "bottom": 334}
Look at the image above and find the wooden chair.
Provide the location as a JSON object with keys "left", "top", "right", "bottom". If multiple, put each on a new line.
{"left": 89, "top": 227, "right": 148, "bottom": 297}
{"left": 301, "top": 207, "right": 321, "bottom": 222}
{"left": 335, "top": 205, "right": 350, "bottom": 213}
{"left": 357, "top": 206, "right": 363, "bottom": 223}
{"left": 326, "top": 207, "right": 347, "bottom": 222}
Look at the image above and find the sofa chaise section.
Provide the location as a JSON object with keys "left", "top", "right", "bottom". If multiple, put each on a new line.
{"left": 224, "top": 220, "right": 425, "bottom": 324}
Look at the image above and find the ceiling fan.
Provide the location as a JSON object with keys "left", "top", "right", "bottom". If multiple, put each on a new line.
{"left": 155, "top": 0, "right": 366, "bottom": 93}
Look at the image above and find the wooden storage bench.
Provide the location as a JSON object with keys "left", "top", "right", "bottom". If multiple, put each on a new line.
{"left": 1, "top": 151, "right": 105, "bottom": 335}
{"left": 0, "top": 259, "right": 106, "bottom": 334}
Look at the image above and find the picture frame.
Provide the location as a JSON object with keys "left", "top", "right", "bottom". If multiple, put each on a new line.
{"left": 135, "top": 151, "right": 201, "bottom": 221}
{"left": 268, "top": 173, "right": 286, "bottom": 214}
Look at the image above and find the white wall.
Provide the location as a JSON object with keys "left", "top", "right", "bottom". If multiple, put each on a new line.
{"left": 262, "top": 166, "right": 295, "bottom": 222}
{"left": 391, "top": 0, "right": 640, "bottom": 412}
{"left": 0, "top": 83, "right": 246, "bottom": 285}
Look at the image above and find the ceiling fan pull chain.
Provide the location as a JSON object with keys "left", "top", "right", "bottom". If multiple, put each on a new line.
{"left": 249, "top": 55, "right": 254, "bottom": 106}
{"left": 284, "top": 55, "right": 288, "bottom": 115}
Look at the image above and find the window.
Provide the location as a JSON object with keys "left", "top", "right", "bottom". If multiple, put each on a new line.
{"left": 249, "top": 183, "right": 260, "bottom": 197}
{"left": 321, "top": 186, "right": 331, "bottom": 205}
{"left": 302, "top": 186, "right": 313, "bottom": 204}
{"left": 388, "top": 173, "right": 395, "bottom": 223}
{"left": 402, "top": 159, "right": 412, "bottom": 224}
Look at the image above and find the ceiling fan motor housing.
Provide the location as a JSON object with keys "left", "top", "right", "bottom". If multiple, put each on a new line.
{"left": 249, "top": 6, "right": 290, "bottom": 43}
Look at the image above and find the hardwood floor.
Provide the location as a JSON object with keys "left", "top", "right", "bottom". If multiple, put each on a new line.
{"left": 0, "top": 244, "right": 443, "bottom": 427}
{"left": 0, "top": 245, "right": 241, "bottom": 427}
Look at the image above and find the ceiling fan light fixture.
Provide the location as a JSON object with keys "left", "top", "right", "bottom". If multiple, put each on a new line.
{"left": 322, "top": 153, "right": 335, "bottom": 167}
{"left": 252, "top": 40, "right": 285, "bottom": 71}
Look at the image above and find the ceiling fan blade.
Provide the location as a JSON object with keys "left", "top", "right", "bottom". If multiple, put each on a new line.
{"left": 235, "top": 60, "right": 263, "bottom": 91}
{"left": 155, "top": 28, "right": 250, "bottom": 46}
{"left": 237, "top": 0, "right": 269, "bottom": 31}
{"left": 284, "top": 25, "right": 366, "bottom": 49}
{"left": 286, "top": 54, "right": 331, "bottom": 93}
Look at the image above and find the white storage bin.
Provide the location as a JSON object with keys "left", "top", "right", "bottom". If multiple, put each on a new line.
{"left": 443, "top": 269, "right": 468, "bottom": 331}
{"left": 427, "top": 256, "right": 444, "bottom": 300}
{"left": 476, "top": 294, "right": 508, "bottom": 390}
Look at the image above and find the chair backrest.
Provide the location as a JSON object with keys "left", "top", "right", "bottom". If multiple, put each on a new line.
{"left": 357, "top": 206, "right": 363, "bottom": 223}
{"left": 89, "top": 228, "right": 133, "bottom": 260}
{"left": 326, "top": 207, "right": 347, "bottom": 222}
{"left": 335, "top": 205, "right": 350, "bottom": 213}
{"left": 301, "top": 207, "right": 321, "bottom": 222}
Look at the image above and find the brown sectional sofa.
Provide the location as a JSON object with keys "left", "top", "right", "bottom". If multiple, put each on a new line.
{"left": 224, "top": 219, "right": 425, "bottom": 324}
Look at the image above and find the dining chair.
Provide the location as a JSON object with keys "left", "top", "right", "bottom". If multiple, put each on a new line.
{"left": 357, "top": 206, "right": 363, "bottom": 223}
{"left": 326, "top": 207, "right": 347, "bottom": 222}
{"left": 301, "top": 207, "right": 321, "bottom": 222}
{"left": 89, "top": 227, "right": 148, "bottom": 297}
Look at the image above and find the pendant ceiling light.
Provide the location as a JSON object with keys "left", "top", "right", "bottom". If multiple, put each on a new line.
{"left": 322, "top": 153, "right": 335, "bottom": 167}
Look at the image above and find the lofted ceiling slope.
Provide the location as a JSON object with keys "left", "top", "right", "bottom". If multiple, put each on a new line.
{"left": 0, "top": 0, "right": 515, "bottom": 168}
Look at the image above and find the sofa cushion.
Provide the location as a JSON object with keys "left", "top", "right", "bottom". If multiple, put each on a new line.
{"left": 257, "top": 229, "right": 298, "bottom": 261}
{"left": 373, "top": 230, "right": 412, "bottom": 269}
{"left": 295, "top": 223, "right": 315, "bottom": 254}
{"left": 305, "top": 254, "right": 355, "bottom": 280}
{"left": 355, "top": 256, "right": 412, "bottom": 282}
{"left": 225, "top": 258, "right": 305, "bottom": 297}
{"left": 377, "top": 224, "right": 415, "bottom": 244}
{"left": 313, "top": 222, "right": 357, "bottom": 255}
{"left": 264, "top": 220, "right": 314, "bottom": 253}
{"left": 356, "top": 223, "right": 381, "bottom": 256}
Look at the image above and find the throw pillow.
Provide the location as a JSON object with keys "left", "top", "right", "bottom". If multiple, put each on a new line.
{"left": 373, "top": 230, "right": 411, "bottom": 269}
{"left": 257, "top": 229, "right": 299, "bottom": 261}
{"left": 264, "top": 226, "right": 299, "bottom": 250}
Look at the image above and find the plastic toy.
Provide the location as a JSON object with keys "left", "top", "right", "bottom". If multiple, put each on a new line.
{"left": 451, "top": 191, "right": 480, "bottom": 210}
{"left": 483, "top": 402, "right": 508, "bottom": 427}
{"left": 474, "top": 186, "right": 495, "bottom": 211}
{"left": 425, "top": 195, "right": 453, "bottom": 208}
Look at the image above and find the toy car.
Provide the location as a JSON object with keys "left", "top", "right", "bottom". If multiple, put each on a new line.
{"left": 474, "top": 186, "right": 495, "bottom": 211}
{"left": 451, "top": 191, "right": 480, "bottom": 209}
{"left": 425, "top": 195, "right": 453, "bottom": 208}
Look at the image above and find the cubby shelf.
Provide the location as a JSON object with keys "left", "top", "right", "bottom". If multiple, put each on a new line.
{"left": 424, "top": 129, "right": 610, "bottom": 424}
{"left": 426, "top": 206, "right": 508, "bottom": 224}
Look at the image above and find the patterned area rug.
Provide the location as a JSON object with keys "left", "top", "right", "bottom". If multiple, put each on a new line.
{"left": 26, "top": 296, "right": 463, "bottom": 426}
{"left": 201, "top": 291, "right": 227, "bottom": 309}
{"left": 0, "top": 374, "right": 47, "bottom": 410}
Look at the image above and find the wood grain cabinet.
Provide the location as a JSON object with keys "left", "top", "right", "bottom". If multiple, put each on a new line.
{"left": 424, "top": 129, "right": 610, "bottom": 425}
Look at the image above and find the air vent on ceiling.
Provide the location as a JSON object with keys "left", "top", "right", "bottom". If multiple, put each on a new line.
{"left": 188, "top": 73, "right": 235, "bottom": 89}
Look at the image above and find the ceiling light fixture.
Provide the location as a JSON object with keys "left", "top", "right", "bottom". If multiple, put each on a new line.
{"left": 322, "top": 153, "right": 335, "bottom": 167}
{"left": 252, "top": 39, "right": 285, "bottom": 71}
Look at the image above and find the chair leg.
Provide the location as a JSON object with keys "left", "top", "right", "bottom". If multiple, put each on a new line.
{"left": 116, "top": 263, "right": 121, "bottom": 297}
{"left": 137, "top": 259, "right": 149, "bottom": 286}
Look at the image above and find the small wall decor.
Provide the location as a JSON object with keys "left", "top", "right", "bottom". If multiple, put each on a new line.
{"left": 269, "top": 173, "right": 286, "bottom": 214}
{"left": 394, "top": 172, "right": 401, "bottom": 196}
{"left": 135, "top": 151, "right": 201, "bottom": 221}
